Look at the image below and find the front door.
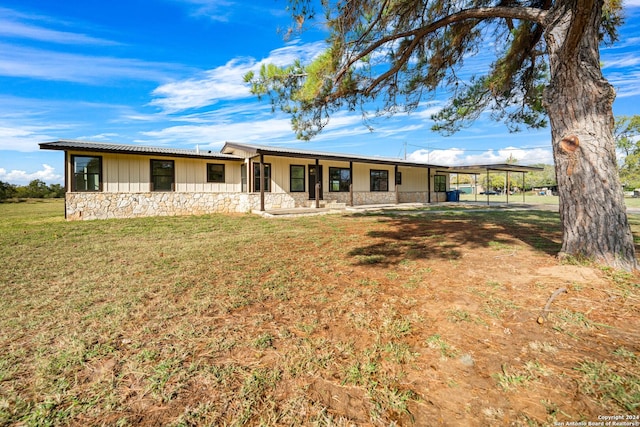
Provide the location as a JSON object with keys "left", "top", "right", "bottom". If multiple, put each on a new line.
{"left": 308, "top": 165, "right": 323, "bottom": 200}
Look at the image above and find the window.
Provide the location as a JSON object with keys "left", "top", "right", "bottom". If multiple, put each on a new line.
{"left": 370, "top": 169, "right": 389, "bottom": 192}
{"left": 207, "top": 163, "right": 225, "bottom": 183}
{"left": 241, "top": 164, "right": 247, "bottom": 192}
{"left": 151, "top": 160, "right": 175, "bottom": 191}
{"left": 72, "top": 155, "right": 102, "bottom": 192}
{"left": 329, "top": 167, "right": 351, "bottom": 192}
{"left": 395, "top": 171, "right": 402, "bottom": 186}
{"left": 253, "top": 163, "right": 271, "bottom": 192}
{"left": 434, "top": 175, "right": 447, "bottom": 192}
{"left": 290, "top": 165, "right": 305, "bottom": 192}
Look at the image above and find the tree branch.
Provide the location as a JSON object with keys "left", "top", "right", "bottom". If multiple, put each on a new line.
{"left": 564, "top": 0, "right": 596, "bottom": 56}
{"left": 334, "top": 6, "right": 548, "bottom": 89}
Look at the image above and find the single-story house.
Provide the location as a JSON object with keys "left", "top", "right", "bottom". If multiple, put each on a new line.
{"left": 39, "top": 140, "right": 541, "bottom": 220}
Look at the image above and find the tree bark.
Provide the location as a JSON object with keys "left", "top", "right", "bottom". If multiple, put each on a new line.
{"left": 543, "top": 1, "right": 638, "bottom": 270}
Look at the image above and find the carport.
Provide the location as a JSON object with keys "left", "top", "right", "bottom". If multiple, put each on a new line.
{"left": 440, "top": 164, "right": 544, "bottom": 205}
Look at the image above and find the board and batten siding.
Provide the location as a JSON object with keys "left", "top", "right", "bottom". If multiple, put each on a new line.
{"left": 68, "top": 151, "right": 243, "bottom": 193}
{"left": 264, "top": 156, "right": 297, "bottom": 194}
{"left": 258, "top": 156, "right": 435, "bottom": 194}
{"left": 398, "top": 166, "right": 429, "bottom": 192}
{"left": 351, "top": 163, "right": 394, "bottom": 192}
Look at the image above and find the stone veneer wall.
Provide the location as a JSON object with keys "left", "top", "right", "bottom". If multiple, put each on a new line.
{"left": 398, "top": 191, "right": 446, "bottom": 203}
{"left": 328, "top": 191, "right": 445, "bottom": 205}
{"left": 65, "top": 192, "right": 302, "bottom": 220}
{"left": 65, "top": 190, "right": 447, "bottom": 220}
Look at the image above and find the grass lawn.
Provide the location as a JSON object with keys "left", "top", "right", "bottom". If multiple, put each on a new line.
{"left": 1, "top": 199, "right": 639, "bottom": 425}
{"left": 460, "top": 191, "right": 640, "bottom": 208}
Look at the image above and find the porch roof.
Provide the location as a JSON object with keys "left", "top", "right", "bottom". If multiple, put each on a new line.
{"left": 221, "top": 142, "right": 443, "bottom": 169}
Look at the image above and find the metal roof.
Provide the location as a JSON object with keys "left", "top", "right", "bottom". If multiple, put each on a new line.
{"left": 222, "top": 142, "right": 544, "bottom": 173}
{"left": 221, "top": 142, "right": 443, "bottom": 168}
{"left": 441, "top": 164, "right": 545, "bottom": 174}
{"left": 39, "top": 140, "right": 244, "bottom": 161}
{"left": 40, "top": 140, "right": 545, "bottom": 174}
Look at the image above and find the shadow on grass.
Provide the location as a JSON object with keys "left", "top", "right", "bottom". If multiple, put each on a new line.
{"left": 348, "top": 209, "right": 562, "bottom": 266}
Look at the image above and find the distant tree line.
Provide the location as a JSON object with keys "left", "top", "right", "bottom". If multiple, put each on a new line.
{"left": 0, "top": 180, "right": 65, "bottom": 202}
{"left": 615, "top": 115, "right": 640, "bottom": 190}
{"left": 450, "top": 164, "right": 557, "bottom": 193}
{"left": 451, "top": 115, "right": 640, "bottom": 193}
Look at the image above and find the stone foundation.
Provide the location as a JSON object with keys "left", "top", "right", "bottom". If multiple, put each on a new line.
{"left": 65, "top": 191, "right": 447, "bottom": 220}
{"left": 65, "top": 192, "right": 300, "bottom": 220}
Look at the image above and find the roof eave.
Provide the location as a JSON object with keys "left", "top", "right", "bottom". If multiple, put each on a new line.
{"left": 40, "top": 140, "right": 244, "bottom": 161}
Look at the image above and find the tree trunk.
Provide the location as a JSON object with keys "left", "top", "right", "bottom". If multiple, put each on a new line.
{"left": 543, "top": 2, "right": 638, "bottom": 270}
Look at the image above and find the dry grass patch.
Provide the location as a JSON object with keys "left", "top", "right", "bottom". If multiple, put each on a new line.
{"left": 0, "top": 200, "right": 639, "bottom": 425}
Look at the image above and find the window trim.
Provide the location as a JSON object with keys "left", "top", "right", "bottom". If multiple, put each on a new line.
{"left": 150, "top": 159, "right": 175, "bottom": 192}
{"left": 370, "top": 169, "right": 389, "bottom": 192}
{"left": 71, "top": 155, "right": 102, "bottom": 192}
{"left": 253, "top": 162, "right": 272, "bottom": 192}
{"left": 434, "top": 174, "right": 447, "bottom": 192}
{"left": 328, "top": 167, "right": 351, "bottom": 192}
{"left": 206, "top": 163, "right": 225, "bottom": 183}
{"left": 241, "top": 163, "right": 248, "bottom": 192}
{"left": 290, "top": 164, "right": 305, "bottom": 192}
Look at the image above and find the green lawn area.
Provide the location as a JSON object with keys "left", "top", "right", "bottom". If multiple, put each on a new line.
{"left": 1, "top": 199, "right": 638, "bottom": 425}
{"left": 459, "top": 191, "right": 640, "bottom": 208}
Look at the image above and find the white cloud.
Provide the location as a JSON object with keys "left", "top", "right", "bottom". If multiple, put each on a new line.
{"left": 609, "top": 71, "right": 640, "bottom": 98}
{"left": 77, "top": 133, "right": 120, "bottom": 141}
{"left": 0, "top": 164, "right": 62, "bottom": 185}
{"left": 602, "top": 52, "right": 640, "bottom": 69}
{"left": 170, "top": 0, "right": 236, "bottom": 21}
{"left": 0, "top": 18, "right": 119, "bottom": 45}
{"left": 408, "top": 146, "right": 553, "bottom": 166}
{"left": 0, "top": 124, "right": 57, "bottom": 151}
{"left": 169, "top": 0, "right": 289, "bottom": 22}
{"left": 139, "top": 115, "right": 297, "bottom": 147}
{"left": 0, "top": 43, "right": 181, "bottom": 84}
{"left": 410, "top": 103, "right": 444, "bottom": 120}
{"left": 149, "top": 40, "right": 326, "bottom": 113}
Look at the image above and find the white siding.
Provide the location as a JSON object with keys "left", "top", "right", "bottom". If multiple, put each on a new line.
{"left": 398, "top": 166, "right": 428, "bottom": 192}
{"left": 68, "top": 151, "right": 242, "bottom": 193}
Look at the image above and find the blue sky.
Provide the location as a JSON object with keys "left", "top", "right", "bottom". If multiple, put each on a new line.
{"left": 1, "top": 1, "right": 639, "bottom": 185}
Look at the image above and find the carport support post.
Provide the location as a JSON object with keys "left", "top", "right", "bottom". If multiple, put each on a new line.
{"left": 523, "top": 172, "right": 526, "bottom": 203}
{"left": 506, "top": 171, "right": 509, "bottom": 205}
{"left": 474, "top": 174, "right": 478, "bottom": 202}
{"left": 486, "top": 169, "right": 490, "bottom": 206}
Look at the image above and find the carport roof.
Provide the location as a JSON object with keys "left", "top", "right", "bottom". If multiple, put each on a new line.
{"left": 437, "top": 164, "right": 545, "bottom": 174}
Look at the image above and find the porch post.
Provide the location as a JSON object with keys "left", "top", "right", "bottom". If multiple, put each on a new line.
{"left": 523, "top": 172, "right": 526, "bottom": 203}
{"left": 427, "top": 167, "right": 431, "bottom": 203}
{"left": 259, "top": 154, "right": 265, "bottom": 212}
{"left": 394, "top": 165, "right": 399, "bottom": 204}
{"left": 315, "top": 158, "right": 320, "bottom": 209}
{"left": 64, "top": 151, "right": 69, "bottom": 220}
{"left": 349, "top": 161, "right": 353, "bottom": 207}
